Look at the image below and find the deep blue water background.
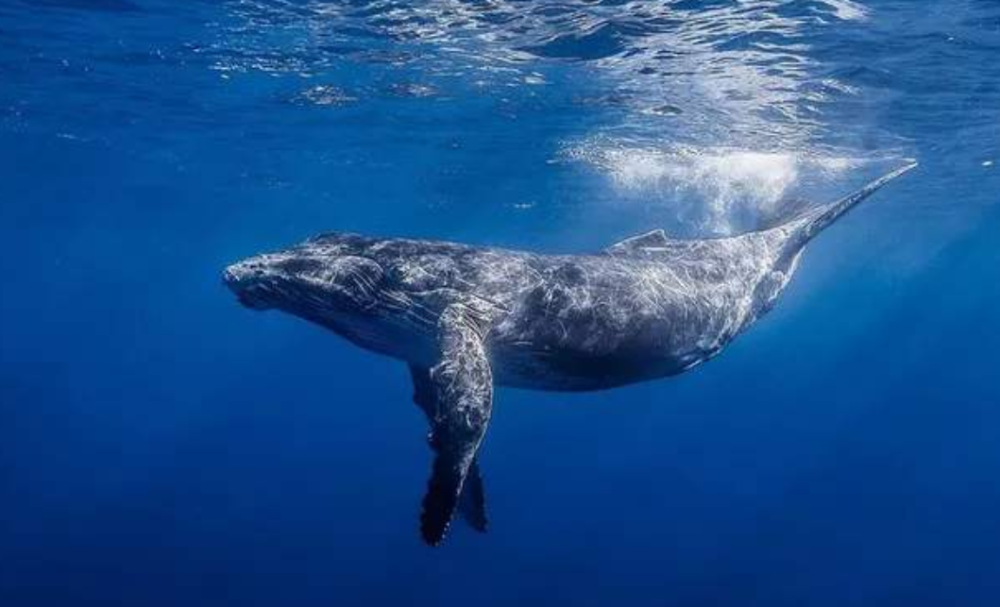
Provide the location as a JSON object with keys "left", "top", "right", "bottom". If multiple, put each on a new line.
{"left": 2, "top": 1, "right": 999, "bottom": 605}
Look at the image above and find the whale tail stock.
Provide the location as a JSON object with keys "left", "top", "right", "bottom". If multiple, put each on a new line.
{"left": 775, "top": 161, "right": 918, "bottom": 251}
{"left": 800, "top": 161, "right": 918, "bottom": 243}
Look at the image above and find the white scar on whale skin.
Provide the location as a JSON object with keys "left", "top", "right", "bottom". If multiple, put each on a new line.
{"left": 224, "top": 163, "right": 916, "bottom": 546}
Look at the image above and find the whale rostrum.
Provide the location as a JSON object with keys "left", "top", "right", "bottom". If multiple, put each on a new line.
{"left": 223, "top": 162, "right": 916, "bottom": 545}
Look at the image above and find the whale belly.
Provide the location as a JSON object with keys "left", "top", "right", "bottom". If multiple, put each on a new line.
{"left": 488, "top": 335, "right": 704, "bottom": 392}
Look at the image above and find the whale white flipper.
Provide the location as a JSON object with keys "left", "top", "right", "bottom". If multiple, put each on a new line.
{"left": 410, "top": 365, "right": 489, "bottom": 536}
{"left": 416, "top": 305, "right": 493, "bottom": 546}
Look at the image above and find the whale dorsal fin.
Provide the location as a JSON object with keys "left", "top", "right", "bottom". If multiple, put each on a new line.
{"left": 605, "top": 229, "right": 671, "bottom": 254}
{"left": 409, "top": 305, "right": 493, "bottom": 546}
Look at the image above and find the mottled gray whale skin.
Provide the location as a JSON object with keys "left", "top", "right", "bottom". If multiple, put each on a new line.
{"left": 223, "top": 163, "right": 915, "bottom": 545}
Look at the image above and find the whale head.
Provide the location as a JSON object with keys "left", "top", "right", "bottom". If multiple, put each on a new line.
{"left": 224, "top": 233, "right": 451, "bottom": 361}
{"left": 223, "top": 236, "right": 386, "bottom": 318}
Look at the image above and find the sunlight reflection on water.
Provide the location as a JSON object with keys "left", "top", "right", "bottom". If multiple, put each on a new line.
{"left": 213, "top": 0, "right": 909, "bottom": 232}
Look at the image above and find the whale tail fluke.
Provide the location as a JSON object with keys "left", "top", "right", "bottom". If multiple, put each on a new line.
{"left": 786, "top": 161, "right": 918, "bottom": 248}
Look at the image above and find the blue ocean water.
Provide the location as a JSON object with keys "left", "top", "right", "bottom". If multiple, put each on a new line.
{"left": 2, "top": 0, "right": 999, "bottom": 604}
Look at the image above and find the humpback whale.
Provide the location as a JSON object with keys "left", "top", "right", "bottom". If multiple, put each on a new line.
{"left": 223, "top": 163, "right": 916, "bottom": 545}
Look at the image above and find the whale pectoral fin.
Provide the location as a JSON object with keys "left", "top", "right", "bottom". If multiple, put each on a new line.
{"left": 605, "top": 229, "right": 671, "bottom": 254}
{"left": 410, "top": 307, "right": 494, "bottom": 546}
{"left": 409, "top": 364, "right": 489, "bottom": 535}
